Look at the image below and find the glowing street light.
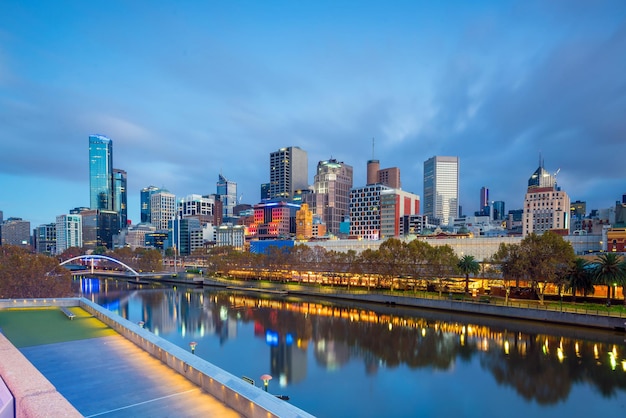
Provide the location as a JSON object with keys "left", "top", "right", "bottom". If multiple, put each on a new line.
{"left": 260, "top": 374, "right": 272, "bottom": 392}
{"left": 189, "top": 341, "right": 197, "bottom": 354}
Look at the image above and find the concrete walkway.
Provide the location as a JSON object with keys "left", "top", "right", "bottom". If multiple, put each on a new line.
{"left": 20, "top": 334, "right": 241, "bottom": 417}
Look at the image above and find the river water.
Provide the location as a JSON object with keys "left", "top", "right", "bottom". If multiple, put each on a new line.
{"left": 74, "top": 277, "right": 626, "bottom": 418}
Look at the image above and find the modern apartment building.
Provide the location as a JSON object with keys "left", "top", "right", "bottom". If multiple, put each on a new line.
{"left": 35, "top": 223, "right": 56, "bottom": 254}
{"left": 150, "top": 190, "right": 176, "bottom": 231}
{"left": 269, "top": 146, "right": 308, "bottom": 200}
{"left": 423, "top": 156, "right": 459, "bottom": 225}
{"left": 89, "top": 135, "right": 114, "bottom": 211}
{"left": 55, "top": 214, "right": 82, "bottom": 254}
{"left": 307, "top": 158, "right": 353, "bottom": 235}
{"left": 522, "top": 161, "right": 570, "bottom": 236}
{"left": 349, "top": 183, "right": 392, "bottom": 240}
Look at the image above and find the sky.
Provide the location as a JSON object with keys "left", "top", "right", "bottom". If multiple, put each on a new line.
{"left": 1, "top": 0, "right": 625, "bottom": 227}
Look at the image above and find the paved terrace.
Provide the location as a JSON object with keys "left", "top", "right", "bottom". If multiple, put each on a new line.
{"left": 0, "top": 299, "right": 314, "bottom": 418}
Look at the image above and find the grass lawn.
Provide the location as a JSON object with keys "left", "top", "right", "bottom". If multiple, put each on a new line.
{"left": 0, "top": 307, "right": 117, "bottom": 348}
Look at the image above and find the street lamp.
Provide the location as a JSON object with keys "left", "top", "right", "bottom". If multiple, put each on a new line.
{"left": 260, "top": 374, "right": 272, "bottom": 392}
{"left": 189, "top": 341, "right": 197, "bottom": 354}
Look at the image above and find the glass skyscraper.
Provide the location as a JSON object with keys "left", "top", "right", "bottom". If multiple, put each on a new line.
{"left": 217, "top": 174, "right": 237, "bottom": 217}
{"left": 423, "top": 156, "right": 459, "bottom": 225}
{"left": 114, "top": 169, "right": 127, "bottom": 228}
{"left": 140, "top": 186, "right": 161, "bottom": 224}
{"left": 89, "top": 135, "right": 114, "bottom": 211}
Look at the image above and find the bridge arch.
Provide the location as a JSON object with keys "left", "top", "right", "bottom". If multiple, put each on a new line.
{"left": 60, "top": 255, "right": 140, "bottom": 277}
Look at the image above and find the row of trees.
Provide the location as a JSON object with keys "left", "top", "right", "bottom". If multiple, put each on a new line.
{"left": 191, "top": 232, "right": 626, "bottom": 305}
{"left": 493, "top": 231, "right": 626, "bottom": 306}
{"left": 3, "top": 230, "right": 624, "bottom": 304}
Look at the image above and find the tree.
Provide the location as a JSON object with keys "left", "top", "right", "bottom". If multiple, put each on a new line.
{"left": 428, "top": 245, "right": 458, "bottom": 297}
{"left": 492, "top": 243, "right": 527, "bottom": 289}
{"left": 564, "top": 258, "right": 594, "bottom": 302}
{"left": 457, "top": 255, "right": 480, "bottom": 294}
{"left": 520, "top": 232, "right": 576, "bottom": 304}
{"left": 0, "top": 245, "right": 72, "bottom": 298}
{"left": 592, "top": 253, "right": 626, "bottom": 306}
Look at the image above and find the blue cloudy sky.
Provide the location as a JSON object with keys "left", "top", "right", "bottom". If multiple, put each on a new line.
{"left": 1, "top": 0, "right": 625, "bottom": 227}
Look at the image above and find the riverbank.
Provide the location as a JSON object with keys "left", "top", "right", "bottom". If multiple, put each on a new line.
{"left": 85, "top": 272, "right": 626, "bottom": 332}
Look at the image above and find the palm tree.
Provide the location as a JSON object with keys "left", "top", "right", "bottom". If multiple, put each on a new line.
{"left": 564, "top": 258, "right": 594, "bottom": 302}
{"left": 457, "top": 255, "right": 480, "bottom": 294}
{"left": 593, "top": 253, "right": 626, "bottom": 306}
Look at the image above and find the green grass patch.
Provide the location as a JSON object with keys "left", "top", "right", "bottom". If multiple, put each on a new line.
{"left": 0, "top": 307, "right": 117, "bottom": 348}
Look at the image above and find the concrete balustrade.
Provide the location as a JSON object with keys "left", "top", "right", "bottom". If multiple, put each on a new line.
{"left": 0, "top": 333, "right": 81, "bottom": 418}
{"left": 0, "top": 298, "right": 313, "bottom": 418}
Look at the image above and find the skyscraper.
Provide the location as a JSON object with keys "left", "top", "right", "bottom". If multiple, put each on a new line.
{"left": 423, "top": 156, "right": 459, "bottom": 225}
{"left": 55, "top": 214, "right": 82, "bottom": 255}
{"left": 269, "top": 146, "right": 308, "bottom": 200}
{"left": 479, "top": 187, "right": 489, "bottom": 216}
{"left": 522, "top": 160, "right": 570, "bottom": 236}
{"left": 217, "top": 174, "right": 237, "bottom": 217}
{"left": 308, "top": 158, "right": 353, "bottom": 235}
{"left": 89, "top": 135, "right": 114, "bottom": 211}
{"left": 114, "top": 168, "right": 127, "bottom": 228}
{"left": 140, "top": 186, "right": 161, "bottom": 224}
{"left": 150, "top": 190, "right": 176, "bottom": 230}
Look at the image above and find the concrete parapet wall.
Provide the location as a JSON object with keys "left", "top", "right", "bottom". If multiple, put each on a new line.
{"left": 0, "top": 333, "right": 81, "bottom": 418}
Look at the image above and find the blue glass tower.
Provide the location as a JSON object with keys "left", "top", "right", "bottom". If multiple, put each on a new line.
{"left": 89, "top": 135, "right": 114, "bottom": 211}
{"left": 114, "top": 168, "right": 128, "bottom": 227}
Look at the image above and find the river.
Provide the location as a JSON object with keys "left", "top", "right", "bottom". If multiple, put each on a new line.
{"left": 74, "top": 277, "right": 626, "bottom": 418}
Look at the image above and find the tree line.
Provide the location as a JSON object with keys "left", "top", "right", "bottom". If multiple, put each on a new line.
{"left": 1, "top": 231, "right": 625, "bottom": 305}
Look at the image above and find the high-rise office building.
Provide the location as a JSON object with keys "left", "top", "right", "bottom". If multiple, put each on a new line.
{"left": 178, "top": 194, "right": 216, "bottom": 226}
{"left": 89, "top": 135, "right": 114, "bottom": 211}
{"left": 269, "top": 146, "right": 308, "bottom": 200}
{"left": 217, "top": 174, "right": 237, "bottom": 217}
{"left": 151, "top": 190, "right": 176, "bottom": 230}
{"left": 423, "top": 156, "right": 459, "bottom": 225}
{"left": 0, "top": 218, "right": 31, "bottom": 247}
{"left": 493, "top": 201, "right": 505, "bottom": 221}
{"left": 522, "top": 160, "right": 570, "bottom": 236}
{"left": 479, "top": 187, "right": 489, "bottom": 216}
{"left": 140, "top": 186, "right": 161, "bottom": 224}
{"left": 307, "top": 158, "right": 353, "bottom": 235}
{"left": 380, "top": 189, "right": 420, "bottom": 238}
{"left": 377, "top": 167, "right": 401, "bottom": 189}
{"left": 55, "top": 214, "right": 82, "bottom": 255}
{"left": 114, "top": 169, "right": 128, "bottom": 228}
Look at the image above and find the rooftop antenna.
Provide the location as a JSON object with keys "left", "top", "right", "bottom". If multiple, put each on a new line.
{"left": 372, "top": 137, "right": 375, "bottom": 159}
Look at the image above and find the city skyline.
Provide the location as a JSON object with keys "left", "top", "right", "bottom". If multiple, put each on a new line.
{"left": 1, "top": 1, "right": 625, "bottom": 226}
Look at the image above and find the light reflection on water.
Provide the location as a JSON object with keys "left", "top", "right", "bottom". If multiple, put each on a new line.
{"left": 74, "top": 277, "right": 626, "bottom": 418}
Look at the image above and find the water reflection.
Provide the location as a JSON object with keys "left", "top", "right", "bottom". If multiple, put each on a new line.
{"left": 74, "top": 277, "right": 626, "bottom": 417}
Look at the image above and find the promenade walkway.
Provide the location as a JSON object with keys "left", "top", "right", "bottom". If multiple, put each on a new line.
{"left": 0, "top": 307, "right": 241, "bottom": 417}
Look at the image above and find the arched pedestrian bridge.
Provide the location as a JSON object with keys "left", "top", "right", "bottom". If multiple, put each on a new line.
{"left": 60, "top": 255, "right": 140, "bottom": 277}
